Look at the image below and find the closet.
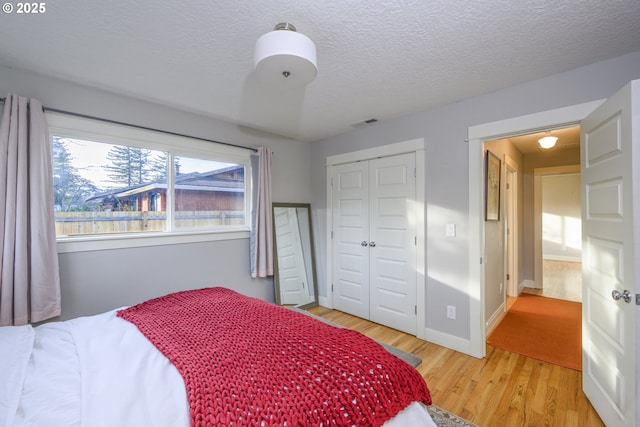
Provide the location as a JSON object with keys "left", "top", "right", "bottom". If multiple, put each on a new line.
{"left": 330, "top": 152, "right": 417, "bottom": 334}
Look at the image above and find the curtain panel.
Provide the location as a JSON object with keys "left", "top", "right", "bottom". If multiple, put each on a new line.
{"left": 0, "top": 93, "right": 61, "bottom": 326}
{"left": 250, "top": 146, "right": 273, "bottom": 278}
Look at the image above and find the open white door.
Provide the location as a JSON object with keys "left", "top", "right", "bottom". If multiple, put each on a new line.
{"left": 581, "top": 80, "right": 638, "bottom": 427}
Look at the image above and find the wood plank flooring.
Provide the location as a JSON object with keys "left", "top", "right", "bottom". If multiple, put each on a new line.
{"left": 309, "top": 306, "right": 604, "bottom": 427}
{"left": 522, "top": 260, "right": 582, "bottom": 302}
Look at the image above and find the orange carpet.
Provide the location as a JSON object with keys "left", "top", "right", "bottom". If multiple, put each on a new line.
{"left": 487, "top": 294, "right": 582, "bottom": 370}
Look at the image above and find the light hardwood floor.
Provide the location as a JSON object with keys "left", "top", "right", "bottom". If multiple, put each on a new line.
{"left": 309, "top": 306, "right": 604, "bottom": 427}
{"left": 522, "top": 260, "right": 582, "bottom": 302}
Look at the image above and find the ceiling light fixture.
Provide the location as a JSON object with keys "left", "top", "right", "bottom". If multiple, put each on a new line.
{"left": 254, "top": 22, "right": 317, "bottom": 87}
{"left": 538, "top": 132, "right": 558, "bottom": 149}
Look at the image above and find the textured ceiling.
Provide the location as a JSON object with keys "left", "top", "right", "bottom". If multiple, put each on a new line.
{"left": 1, "top": 0, "right": 639, "bottom": 142}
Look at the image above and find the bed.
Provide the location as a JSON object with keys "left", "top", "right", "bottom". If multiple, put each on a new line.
{"left": 1, "top": 287, "right": 435, "bottom": 426}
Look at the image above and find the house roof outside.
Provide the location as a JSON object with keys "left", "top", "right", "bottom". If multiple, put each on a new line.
{"left": 87, "top": 165, "right": 244, "bottom": 202}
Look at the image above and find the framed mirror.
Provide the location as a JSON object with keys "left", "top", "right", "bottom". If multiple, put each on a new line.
{"left": 272, "top": 203, "right": 318, "bottom": 309}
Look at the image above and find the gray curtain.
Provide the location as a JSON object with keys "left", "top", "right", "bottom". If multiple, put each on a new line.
{"left": 0, "top": 93, "right": 60, "bottom": 326}
{"left": 250, "top": 146, "right": 273, "bottom": 278}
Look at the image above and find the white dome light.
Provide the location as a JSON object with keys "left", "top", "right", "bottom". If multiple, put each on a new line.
{"left": 538, "top": 134, "right": 558, "bottom": 149}
{"left": 254, "top": 23, "right": 317, "bottom": 87}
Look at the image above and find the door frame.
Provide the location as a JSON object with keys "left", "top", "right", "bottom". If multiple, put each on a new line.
{"left": 325, "top": 138, "right": 426, "bottom": 334}
{"left": 467, "top": 100, "right": 603, "bottom": 358}
{"left": 504, "top": 157, "right": 519, "bottom": 297}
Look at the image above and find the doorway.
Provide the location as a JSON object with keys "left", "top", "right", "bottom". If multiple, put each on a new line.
{"left": 482, "top": 126, "right": 581, "bottom": 332}
{"left": 469, "top": 82, "right": 639, "bottom": 426}
{"left": 466, "top": 100, "right": 602, "bottom": 359}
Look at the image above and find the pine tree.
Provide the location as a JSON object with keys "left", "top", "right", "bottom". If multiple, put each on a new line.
{"left": 104, "top": 145, "right": 152, "bottom": 186}
{"left": 148, "top": 152, "right": 180, "bottom": 182}
{"left": 52, "top": 137, "right": 99, "bottom": 211}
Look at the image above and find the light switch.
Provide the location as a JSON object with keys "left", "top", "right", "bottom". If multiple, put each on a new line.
{"left": 445, "top": 223, "right": 456, "bottom": 237}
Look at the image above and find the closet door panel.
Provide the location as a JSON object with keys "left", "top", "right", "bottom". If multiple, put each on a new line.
{"left": 369, "top": 153, "right": 417, "bottom": 334}
{"left": 331, "top": 162, "right": 370, "bottom": 319}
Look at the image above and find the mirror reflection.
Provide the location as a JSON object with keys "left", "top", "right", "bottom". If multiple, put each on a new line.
{"left": 272, "top": 203, "right": 318, "bottom": 308}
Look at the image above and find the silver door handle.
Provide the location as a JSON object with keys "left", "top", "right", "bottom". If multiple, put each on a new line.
{"left": 612, "top": 289, "right": 632, "bottom": 303}
{"left": 361, "top": 241, "right": 368, "bottom": 246}
{"left": 369, "top": 241, "right": 376, "bottom": 247}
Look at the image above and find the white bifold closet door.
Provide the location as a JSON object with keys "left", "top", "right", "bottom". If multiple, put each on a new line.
{"left": 331, "top": 153, "right": 417, "bottom": 335}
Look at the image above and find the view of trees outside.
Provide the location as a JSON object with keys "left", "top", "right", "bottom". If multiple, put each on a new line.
{"left": 104, "top": 145, "right": 152, "bottom": 187}
{"left": 52, "top": 136, "right": 170, "bottom": 212}
{"left": 53, "top": 136, "right": 99, "bottom": 211}
{"left": 52, "top": 136, "right": 244, "bottom": 236}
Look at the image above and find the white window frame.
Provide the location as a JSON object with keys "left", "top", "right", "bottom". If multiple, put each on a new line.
{"left": 47, "top": 112, "right": 253, "bottom": 253}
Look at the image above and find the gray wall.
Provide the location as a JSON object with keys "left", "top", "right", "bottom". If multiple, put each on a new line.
{"left": 310, "top": 51, "right": 640, "bottom": 341}
{"left": 0, "top": 65, "right": 312, "bottom": 320}
{"left": 482, "top": 139, "right": 524, "bottom": 324}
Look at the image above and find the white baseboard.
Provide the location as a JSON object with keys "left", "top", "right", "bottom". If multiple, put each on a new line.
{"left": 518, "top": 280, "right": 527, "bottom": 294}
{"left": 522, "top": 279, "right": 539, "bottom": 290}
{"left": 543, "top": 255, "right": 581, "bottom": 263}
{"left": 318, "top": 295, "right": 332, "bottom": 308}
{"left": 485, "top": 303, "right": 506, "bottom": 333}
{"left": 422, "top": 327, "right": 478, "bottom": 358}
{"left": 321, "top": 297, "right": 479, "bottom": 359}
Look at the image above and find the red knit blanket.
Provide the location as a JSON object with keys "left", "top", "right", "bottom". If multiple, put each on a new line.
{"left": 117, "top": 287, "right": 431, "bottom": 426}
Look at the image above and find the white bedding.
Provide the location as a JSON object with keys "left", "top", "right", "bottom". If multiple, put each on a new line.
{"left": 0, "top": 309, "right": 436, "bottom": 426}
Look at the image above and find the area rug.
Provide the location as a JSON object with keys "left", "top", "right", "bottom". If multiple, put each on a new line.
{"left": 427, "top": 405, "right": 479, "bottom": 427}
{"left": 487, "top": 294, "right": 581, "bottom": 370}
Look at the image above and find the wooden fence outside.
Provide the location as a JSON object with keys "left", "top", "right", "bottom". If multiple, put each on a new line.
{"left": 55, "top": 211, "right": 245, "bottom": 236}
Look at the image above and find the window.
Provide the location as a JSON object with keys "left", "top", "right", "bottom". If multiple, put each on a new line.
{"left": 47, "top": 113, "right": 253, "bottom": 252}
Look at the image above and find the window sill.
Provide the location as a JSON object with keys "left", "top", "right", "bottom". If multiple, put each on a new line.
{"left": 56, "top": 228, "right": 250, "bottom": 254}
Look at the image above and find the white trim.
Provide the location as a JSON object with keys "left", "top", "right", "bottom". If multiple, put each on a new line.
{"left": 467, "top": 139, "right": 485, "bottom": 358}
{"left": 324, "top": 168, "right": 335, "bottom": 309}
{"left": 47, "top": 111, "right": 253, "bottom": 251}
{"left": 424, "top": 327, "right": 472, "bottom": 355}
{"left": 485, "top": 302, "right": 506, "bottom": 334}
{"left": 544, "top": 254, "right": 582, "bottom": 263}
{"left": 318, "top": 295, "right": 331, "bottom": 308}
{"left": 533, "top": 165, "right": 580, "bottom": 288}
{"left": 415, "top": 146, "right": 426, "bottom": 340}
{"left": 326, "top": 138, "right": 424, "bottom": 166}
{"left": 47, "top": 112, "right": 250, "bottom": 162}
{"left": 57, "top": 230, "right": 249, "bottom": 253}
{"left": 326, "top": 138, "right": 426, "bottom": 333}
{"left": 467, "top": 100, "right": 603, "bottom": 358}
{"left": 504, "top": 159, "right": 519, "bottom": 298}
{"left": 468, "top": 101, "right": 604, "bottom": 141}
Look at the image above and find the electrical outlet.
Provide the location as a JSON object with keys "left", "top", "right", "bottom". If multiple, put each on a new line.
{"left": 446, "top": 305, "right": 456, "bottom": 320}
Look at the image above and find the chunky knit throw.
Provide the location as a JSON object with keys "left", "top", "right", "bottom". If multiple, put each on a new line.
{"left": 117, "top": 287, "right": 431, "bottom": 426}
